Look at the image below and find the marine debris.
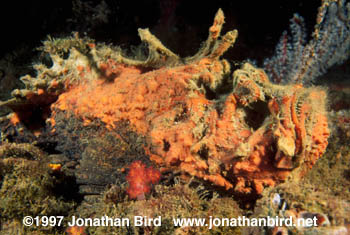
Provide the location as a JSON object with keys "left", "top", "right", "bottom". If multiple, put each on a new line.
{"left": 0, "top": 8, "right": 330, "bottom": 196}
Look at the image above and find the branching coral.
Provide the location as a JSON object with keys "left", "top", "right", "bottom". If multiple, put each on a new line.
{"left": 263, "top": 0, "right": 350, "bottom": 84}
{"left": 0, "top": 8, "right": 330, "bottom": 195}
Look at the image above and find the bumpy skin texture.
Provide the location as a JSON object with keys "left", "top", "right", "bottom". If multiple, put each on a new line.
{"left": 2, "top": 10, "right": 329, "bottom": 195}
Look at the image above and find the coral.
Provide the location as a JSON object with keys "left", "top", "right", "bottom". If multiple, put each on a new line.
{"left": 126, "top": 160, "right": 161, "bottom": 199}
{"left": 1, "top": 9, "right": 329, "bottom": 196}
{"left": 263, "top": 0, "right": 350, "bottom": 85}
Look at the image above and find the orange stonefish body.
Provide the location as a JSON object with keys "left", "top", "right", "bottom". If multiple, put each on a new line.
{"left": 4, "top": 9, "right": 329, "bottom": 194}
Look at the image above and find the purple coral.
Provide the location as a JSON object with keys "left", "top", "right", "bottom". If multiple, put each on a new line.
{"left": 263, "top": 0, "right": 350, "bottom": 85}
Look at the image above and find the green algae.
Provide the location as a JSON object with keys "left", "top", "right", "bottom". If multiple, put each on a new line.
{"left": 72, "top": 182, "right": 242, "bottom": 235}
{"left": 0, "top": 144, "right": 75, "bottom": 234}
